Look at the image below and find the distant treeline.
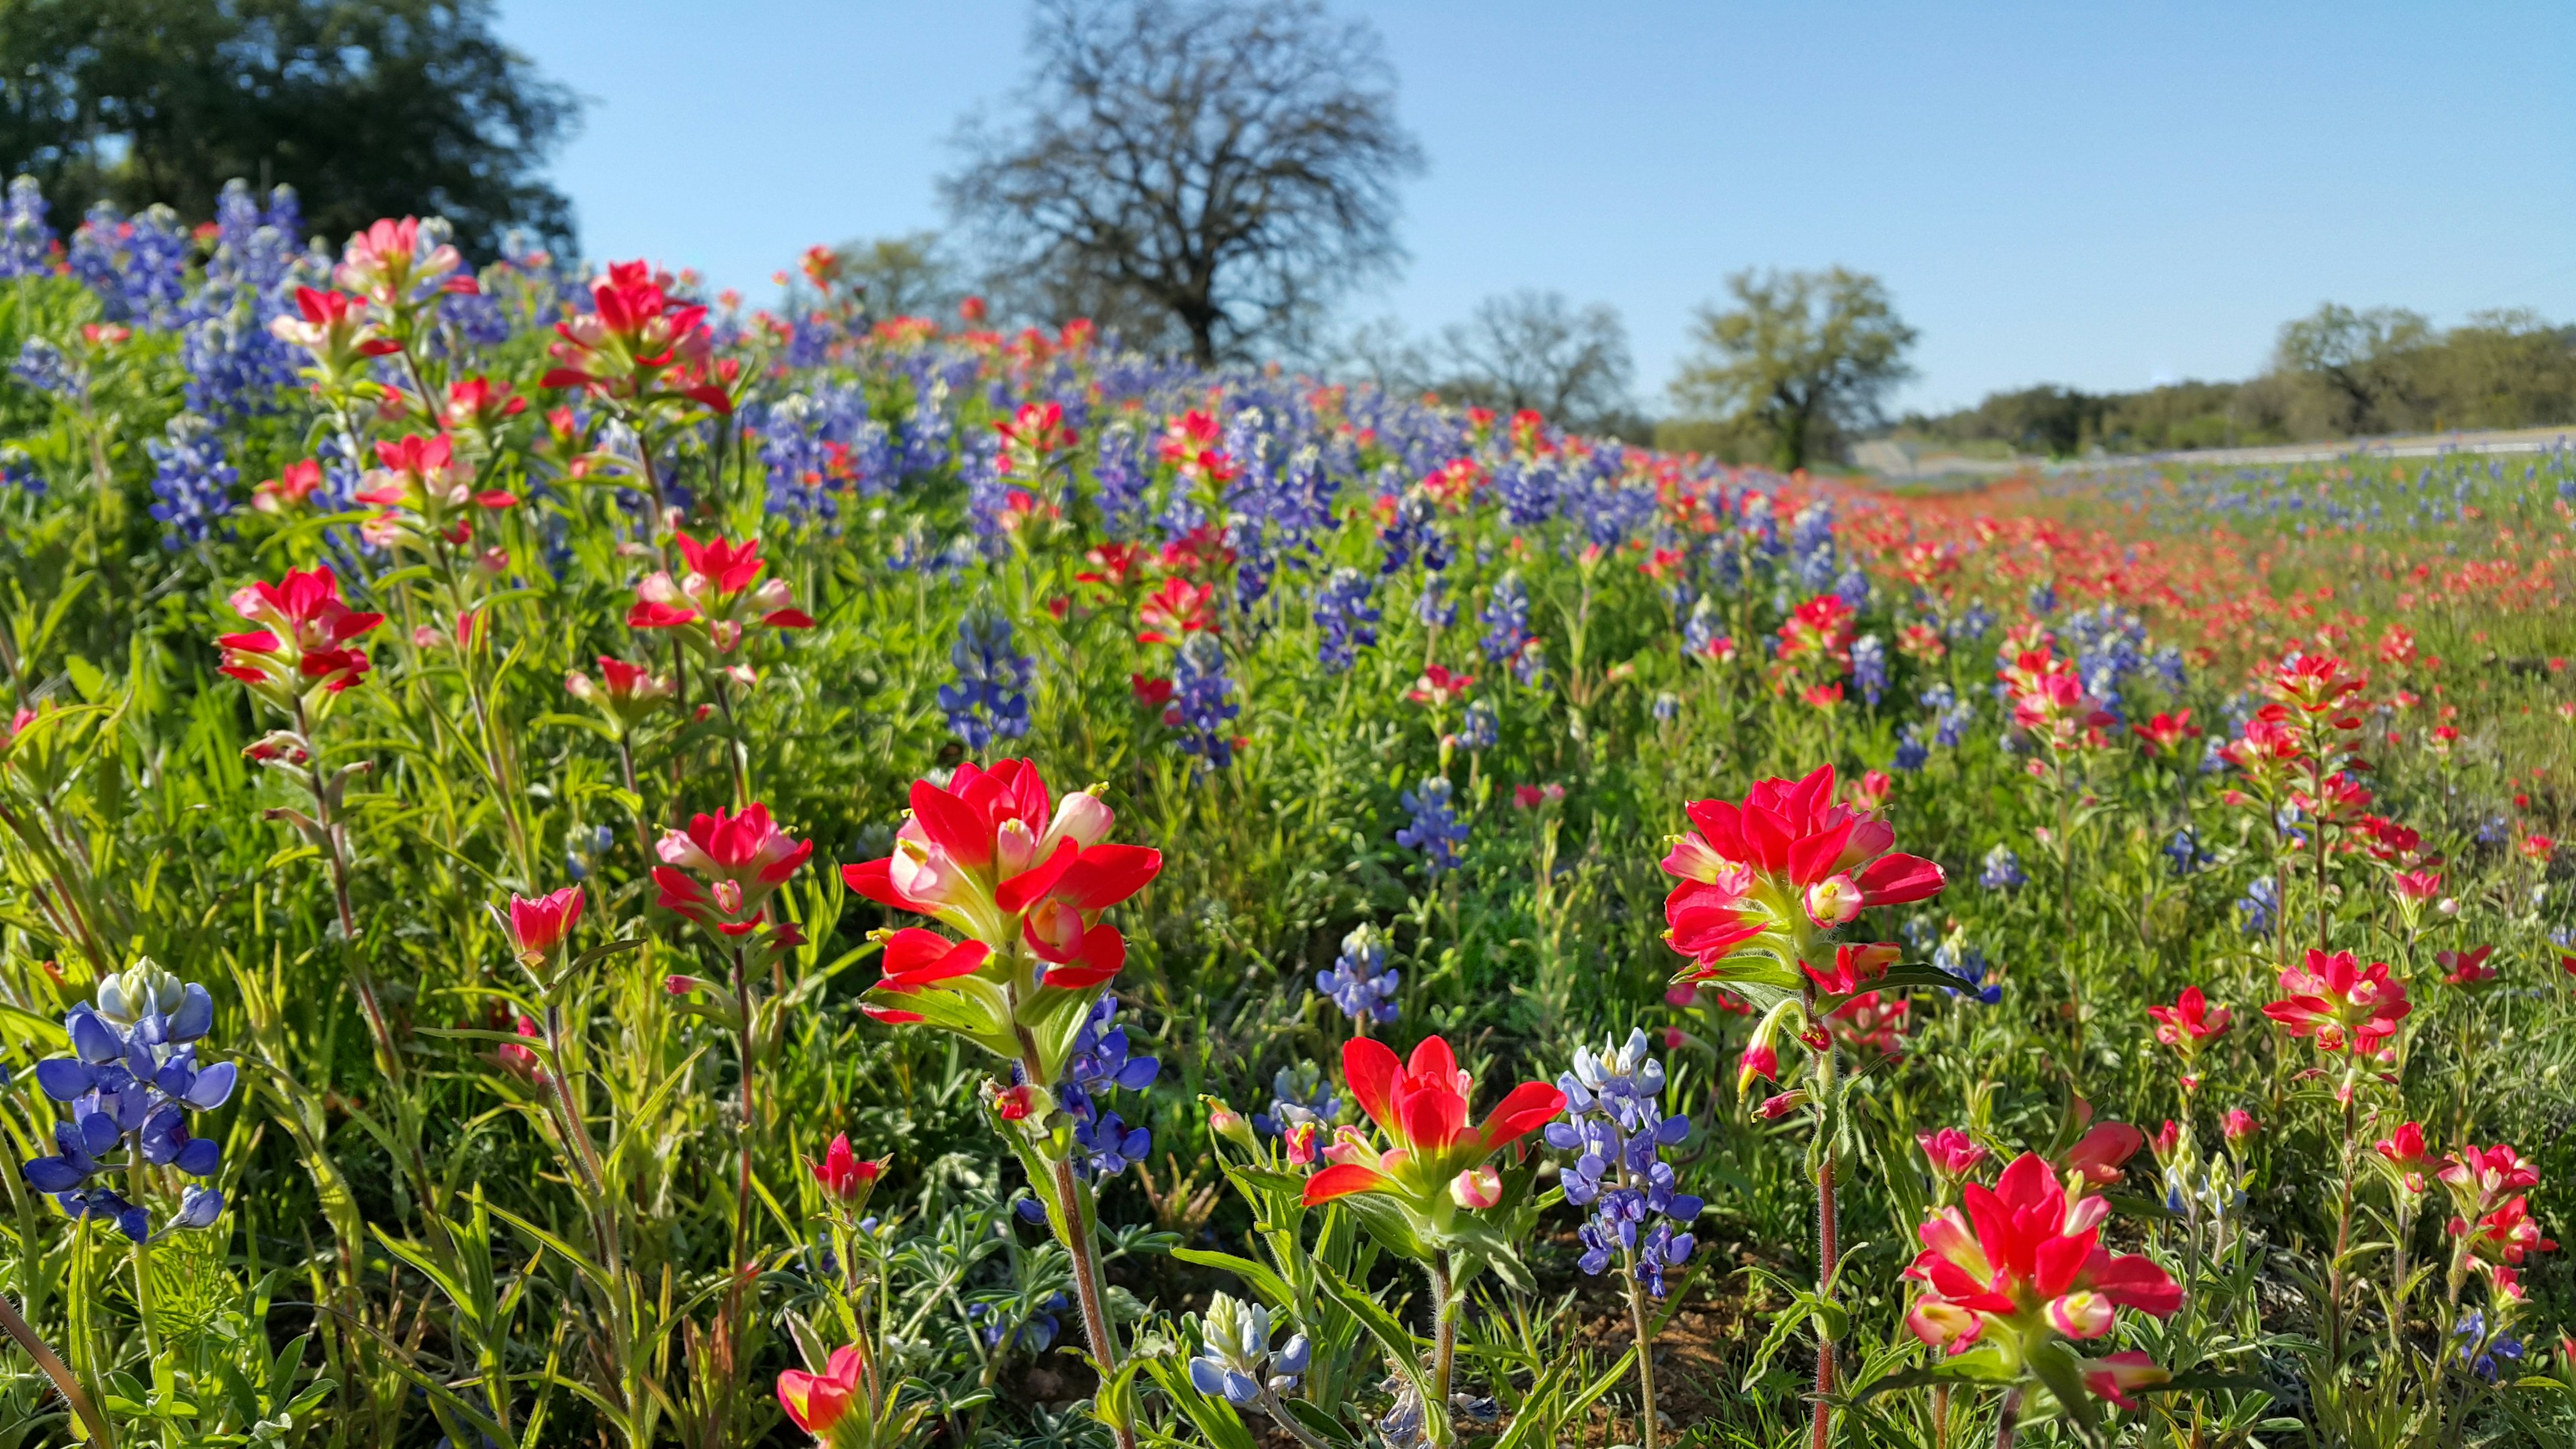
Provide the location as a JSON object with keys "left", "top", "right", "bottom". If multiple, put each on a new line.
{"left": 1894, "top": 305, "right": 2576, "bottom": 457}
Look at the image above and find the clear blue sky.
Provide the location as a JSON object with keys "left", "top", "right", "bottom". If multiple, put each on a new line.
{"left": 496, "top": 0, "right": 2576, "bottom": 415}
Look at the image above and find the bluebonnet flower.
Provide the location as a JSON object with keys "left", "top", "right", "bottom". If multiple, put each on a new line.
{"left": 2027, "top": 581, "right": 2058, "bottom": 616}
{"left": 0, "top": 445, "right": 41, "bottom": 498}
{"left": 1250, "top": 1061, "right": 1338, "bottom": 1137}
{"left": 1979, "top": 845, "right": 2025, "bottom": 892}
{"left": 2237, "top": 876, "right": 2277, "bottom": 936}
{"left": 0, "top": 176, "right": 52, "bottom": 278}
{"left": 1851, "top": 634, "right": 1889, "bottom": 706}
{"left": 180, "top": 181, "right": 311, "bottom": 419}
{"left": 565, "top": 822, "right": 616, "bottom": 882}
{"left": 1375, "top": 488, "right": 1442, "bottom": 575}
{"left": 1316, "top": 923, "right": 1399, "bottom": 1026}
{"left": 13, "top": 337, "right": 77, "bottom": 398}
{"left": 1189, "top": 1292, "right": 1311, "bottom": 1407}
{"left": 1046, "top": 995, "right": 1159, "bottom": 1181}
{"left": 1682, "top": 594, "right": 1729, "bottom": 658}
{"left": 1892, "top": 724, "right": 1930, "bottom": 773}
{"left": 1652, "top": 691, "right": 1678, "bottom": 722}
{"left": 938, "top": 610, "right": 1033, "bottom": 751}
{"left": 2151, "top": 644, "right": 2189, "bottom": 696}
{"left": 1169, "top": 635, "right": 1240, "bottom": 770}
{"left": 2453, "top": 1309, "right": 2524, "bottom": 1382}
{"left": 1949, "top": 600, "right": 1997, "bottom": 642}
{"left": 1833, "top": 564, "right": 1872, "bottom": 612}
{"left": 1311, "top": 568, "right": 1379, "bottom": 672}
{"left": 1511, "top": 640, "right": 1548, "bottom": 686}
{"left": 1933, "top": 935, "right": 2002, "bottom": 1006}
{"left": 2165, "top": 829, "right": 2213, "bottom": 877}
{"left": 969, "top": 1292, "right": 1066, "bottom": 1352}
{"left": 1414, "top": 574, "right": 1458, "bottom": 629}
{"left": 21, "top": 960, "right": 234, "bottom": 1242}
{"left": 2475, "top": 814, "right": 2509, "bottom": 846}
{"left": 1456, "top": 697, "right": 1498, "bottom": 751}
{"left": 1545, "top": 1029, "right": 1699, "bottom": 1298}
{"left": 146, "top": 414, "right": 237, "bottom": 544}
{"left": 1397, "top": 776, "right": 1470, "bottom": 876}
{"left": 1481, "top": 572, "right": 1533, "bottom": 664}
{"left": 68, "top": 202, "right": 190, "bottom": 325}
{"left": 1790, "top": 501, "right": 1837, "bottom": 590}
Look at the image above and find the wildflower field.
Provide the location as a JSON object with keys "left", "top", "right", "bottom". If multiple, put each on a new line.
{"left": 1, "top": 183, "right": 2574, "bottom": 1449}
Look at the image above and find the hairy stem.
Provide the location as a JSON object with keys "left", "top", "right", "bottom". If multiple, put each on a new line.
{"left": 0, "top": 1292, "right": 113, "bottom": 1448}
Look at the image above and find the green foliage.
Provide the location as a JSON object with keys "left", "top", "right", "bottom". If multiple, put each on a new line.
{"left": 1668, "top": 266, "right": 1919, "bottom": 471}
{"left": 0, "top": 0, "right": 580, "bottom": 256}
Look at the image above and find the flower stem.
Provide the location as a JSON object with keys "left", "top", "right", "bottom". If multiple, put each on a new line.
{"left": 1992, "top": 1387, "right": 2023, "bottom": 1449}
{"left": 1428, "top": 1252, "right": 1460, "bottom": 1446}
{"left": 0, "top": 1291, "right": 113, "bottom": 1448}
{"left": 1047, "top": 1150, "right": 1134, "bottom": 1449}
{"left": 1811, "top": 1040, "right": 1841, "bottom": 1449}
{"left": 1622, "top": 1254, "right": 1659, "bottom": 1449}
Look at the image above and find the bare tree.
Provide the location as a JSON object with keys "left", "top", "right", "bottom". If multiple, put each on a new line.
{"left": 941, "top": 0, "right": 1424, "bottom": 366}
{"left": 1434, "top": 289, "right": 1634, "bottom": 432}
{"left": 1668, "top": 267, "right": 1917, "bottom": 471}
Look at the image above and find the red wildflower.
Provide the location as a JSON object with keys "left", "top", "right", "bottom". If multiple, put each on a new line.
{"left": 2261, "top": 949, "right": 2410, "bottom": 1057}
{"left": 810, "top": 1133, "right": 885, "bottom": 1206}
{"left": 1299, "top": 1036, "right": 1566, "bottom": 1211}
{"left": 1903, "top": 1152, "right": 2184, "bottom": 1356}
{"left": 507, "top": 886, "right": 583, "bottom": 963}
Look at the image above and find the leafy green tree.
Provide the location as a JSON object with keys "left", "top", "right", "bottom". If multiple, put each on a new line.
{"left": 1668, "top": 266, "right": 1916, "bottom": 471}
{"left": 847, "top": 233, "right": 964, "bottom": 323}
{"left": 0, "top": 0, "right": 580, "bottom": 258}
{"left": 2273, "top": 302, "right": 2434, "bottom": 435}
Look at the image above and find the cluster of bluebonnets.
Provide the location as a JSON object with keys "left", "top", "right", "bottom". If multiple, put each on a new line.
{"left": 0, "top": 176, "right": 2570, "bottom": 1449}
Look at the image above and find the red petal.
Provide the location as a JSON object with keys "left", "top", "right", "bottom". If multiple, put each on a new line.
{"left": 1856, "top": 853, "right": 1945, "bottom": 906}
{"left": 909, "top": 778, "right": 993, "bottom": 869}
{"left": 757, "top": 837, "right": 814, "bottom": 885}
{"left": 996, "top": 839, "right": 1077, "bottom": 913}
{"left": 1301, "top": 1163, "right": 1393, "bottom": 1205}
{"left": 1479, "top": 1081, "right": 1570, "bottom": 1151}
{"left": 539, "top": 368, "right": 593, "bottom": 389}
{"left": 882, "top": 928, "right": 985, "bottom": 983}
{"left": 1050, "top": 844, "right": 1161, "bottom": 910}
{"left": 841, "top": 858, "right": 924, "bottom": 912}
{"left": 1397, "top": 1081, "right": 1468, "bottom": 1154}
{"left": 1044, "top": 923, "right": 1126, "bottom": 987}
{"left": 861, "top": 1004, "right": 925, "bottom": 1024}
{"left": 761, "top": 608, "right": 816, "bottom": 629}
{"left": 1342, "top": 1037, "right": 1401, "bottom": 1135}
{"left": 1786, "top": 817, "right": 1856, "bottom": 887}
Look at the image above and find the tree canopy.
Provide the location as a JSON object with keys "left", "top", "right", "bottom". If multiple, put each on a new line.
{"left": 1667, "top": 266, "right": 1916, "bottom": 471}
{"left": 0, "top": 0, "right": 581, "bottom": 258}
{"left": 942, "top": 0, "right": 1422, "bottom": 365}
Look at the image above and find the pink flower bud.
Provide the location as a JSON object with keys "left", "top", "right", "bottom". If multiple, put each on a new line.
{"left": 1758, "top": 1090, "right": 1809, "bottom": 1120}
{"left": 1737, "top": 1040, "right": 1778, "bottom": 1093}
{"left": 1803, "top": 873, "right": 1864, "bottom": 928}
{"left": 1448, "top": 1167, "right": 1503, "bottom": 1210}
{"left": 2045, "top": 1290, "right": 2114, "bottom": 1340}
{"left": 1049, "top": 790, "right": 1115, "bottom": 849}
{"left": 2222, "top": 1109, "right": 2260, "bottom": 1146}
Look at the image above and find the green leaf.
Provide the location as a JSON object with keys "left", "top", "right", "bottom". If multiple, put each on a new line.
{"left": 1849, "top": 1349, "right": 2019, "bottom": 1401}
{"left": 1171, "top": 1248, "right": 1295, "bottom": 1311}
